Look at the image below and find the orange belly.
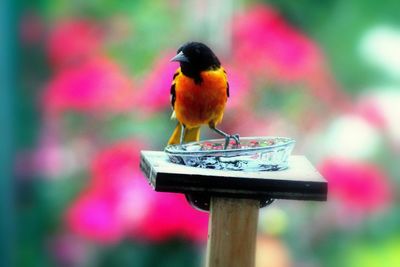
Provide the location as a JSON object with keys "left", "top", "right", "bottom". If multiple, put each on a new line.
{"left": 174, "top": 68, "right": 228, "bottom": 128}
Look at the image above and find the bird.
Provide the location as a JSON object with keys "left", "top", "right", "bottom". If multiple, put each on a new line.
{"left": 167, "top": 42, "right": 239, "bottom": 149}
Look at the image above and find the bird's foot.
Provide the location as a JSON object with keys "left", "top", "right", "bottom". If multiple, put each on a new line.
{"left": 223, "top": 134, "right": 240, "bottom": 149}
{"left": 231, "top": 134, "right": 240, "bottom": 145}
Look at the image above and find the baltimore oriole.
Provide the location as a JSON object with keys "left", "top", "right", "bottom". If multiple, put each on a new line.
{"left": 167, "top": 42, "right": 239, "bottom": 149}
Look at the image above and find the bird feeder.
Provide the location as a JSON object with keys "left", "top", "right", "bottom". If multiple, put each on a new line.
{"left": 140, "top": 137, "right": 327, "bottom": 267}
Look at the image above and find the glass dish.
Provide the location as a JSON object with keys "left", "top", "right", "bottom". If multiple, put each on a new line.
{"left": 164, "top": 136, "right": 295, "bottom": 171}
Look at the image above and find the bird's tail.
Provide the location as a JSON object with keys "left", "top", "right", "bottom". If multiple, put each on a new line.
{"left": 167, "top": 123, "right": 201, "bottom": 145}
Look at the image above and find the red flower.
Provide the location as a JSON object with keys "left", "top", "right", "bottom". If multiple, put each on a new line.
{"left": 319, "top": 158, "right": 392, "bottom": 214}
{"left": 42, "top": 57, "right": 136, "bottom": 115}
{"left": 47, "top": 19, "right": 102, "bottom": 69}
{"left": 66, "top": 141, "right": 208, "bottom": 244}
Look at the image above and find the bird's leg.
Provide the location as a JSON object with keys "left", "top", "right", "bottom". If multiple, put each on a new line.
{"left": 210, "top": 126, "right": 240, "bottom": 149}
{"left": 180, "top": 123, "right": 186, "bottom": 144}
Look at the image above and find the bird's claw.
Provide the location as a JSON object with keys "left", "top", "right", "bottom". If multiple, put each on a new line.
{"left": 231, "top": 134, "right": 240, "bottom": 145}
{"left": 223, "top": 134, "right": 240, "bottom": 149}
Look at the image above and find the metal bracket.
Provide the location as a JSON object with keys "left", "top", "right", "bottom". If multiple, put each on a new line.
{"left": 185, "top": 193, "right": 275, "bottom": 211}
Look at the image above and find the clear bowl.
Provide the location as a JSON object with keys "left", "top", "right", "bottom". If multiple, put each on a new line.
{"left": 164, "top": 136, "right": 295, "bottom": 171}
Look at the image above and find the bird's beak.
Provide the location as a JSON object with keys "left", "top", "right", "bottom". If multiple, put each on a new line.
{"left": 170, "top": 51, "right": 189, "bottom": 63}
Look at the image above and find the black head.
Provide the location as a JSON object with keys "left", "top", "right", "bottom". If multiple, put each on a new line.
{"left": 171, "top": 42, "right": 221, "bottom": 83}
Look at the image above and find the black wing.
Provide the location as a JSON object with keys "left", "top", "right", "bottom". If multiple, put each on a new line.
{"left": 170, "top": 83, "right": 176, "bottom": 109}
{"left": 170, "top": 71, "right": 179, "bottom": 109}
{"left": 223, "top": 69, "right": 229, "bottom": 98}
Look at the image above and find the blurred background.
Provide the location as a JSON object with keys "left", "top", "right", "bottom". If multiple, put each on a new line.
{"left": 1, "top": 0, "right": 400, "bottom": 266}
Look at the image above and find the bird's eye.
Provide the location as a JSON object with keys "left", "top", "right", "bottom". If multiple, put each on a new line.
{"left": 195, "top": 48, "right": 200, "bottom": 54}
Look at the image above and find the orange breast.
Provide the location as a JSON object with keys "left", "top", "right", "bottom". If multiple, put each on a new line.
{"left": 173, "top": 67, "right": 228, "bottom": 128}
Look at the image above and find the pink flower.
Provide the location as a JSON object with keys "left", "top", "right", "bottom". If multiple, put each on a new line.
{"left": 356, "top": 89, "right": 400, "bottom": 149}
{"left": 232, "top": 5, "right": 321, "bottom": 82}
{"left": 66, "top": 189, "right": 125, "bottom": 243}
{"left": 66, "top": 140, "right": 208, "bottom": 244}
{"left": 356, "top": 97, "right": 386, "bottom": 128}
{"left": 132, "top": 192, "right": 208, "bottom": 243}
{"left": 136, "top": 52, "right": 178, "bottom": 112}
{"left": 223, "top": 64, "right": 252, "bottom": 109}
{"left": 66, "top": 141, "right": 152, "bottom": 243}
{"left": 42, "top": 57, "right": 136, "bottom": 115}
{"left": 319, "top": 158, "right": 392, "bottom": 215}
{"left": 34, "top": 126, "right": 66, "bottom": 177}
{"left": 232, "top": 4, "right": 349, "bottom": 108}
{"left": 47, "top": 19, "right": 102, "bottom": 69}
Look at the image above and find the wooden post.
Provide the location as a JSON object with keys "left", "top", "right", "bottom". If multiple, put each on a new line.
{"left": 140, "top": 151, "right": 327, "bottom": 267}
{"left": 206, "top": 197, "right": 259, "bottom": 267}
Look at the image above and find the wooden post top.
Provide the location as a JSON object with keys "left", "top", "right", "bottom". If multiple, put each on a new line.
{"left": 140, "top": 151, "right": 327, "bottom": 201}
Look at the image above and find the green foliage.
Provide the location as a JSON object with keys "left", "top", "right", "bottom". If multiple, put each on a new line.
{"left": 96, "top": 240, "right": 202, "bottom": 267}
{"left": 266, "top": 0, "right": 400, "bottom": 92}
{"left": 42, "top": 0, "right": 185, "bottom": 74}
